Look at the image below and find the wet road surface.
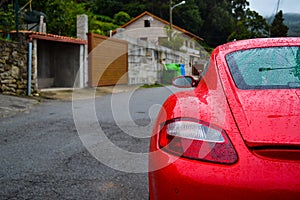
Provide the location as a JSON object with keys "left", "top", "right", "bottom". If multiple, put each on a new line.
{"left": 0, "top": 86, "right": 183, "bottom": 199}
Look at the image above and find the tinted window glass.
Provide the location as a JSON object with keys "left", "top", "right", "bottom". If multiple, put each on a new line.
{"left": 226, "top": 46, "right": 300, "bottom": 89}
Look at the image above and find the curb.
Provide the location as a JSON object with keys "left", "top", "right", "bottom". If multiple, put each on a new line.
{"left": 39, "top": 85, "right": 142, "bottom": 101}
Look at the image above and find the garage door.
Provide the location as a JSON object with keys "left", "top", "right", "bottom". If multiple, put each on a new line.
{"left": 88, "top": 33, "right": 128, "bottom": 87}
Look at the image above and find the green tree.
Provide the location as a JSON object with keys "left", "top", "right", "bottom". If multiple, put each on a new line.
{"left": 89, "top": 18, "right": 119, "bottom": 35}
{"left": 113, "top": 11, "right": 131, "bottom": 26}
{"left": 0, "top": 4, "right": 15, "bottom": 39}
{"left": 88, "top": 11, "right": 131, "bottom": 36}
{"left": 17, "top": 0, "right": 131, "bottom": 37}
{"left": 228, "top": 9, "right": 269, "bottom": 41}
{"left": 46, "top": 0, "right": 88, "bottom": 36}
{"left": 18, "top": 0, "right": 89, "bottom": 37}
{"left": 201, "top": 1, "right": 235, "bottom": 47}
{"left": 6, "top": 0, "right": 275, "bottom": 47}
{"left": 91, "top": 0, "right": 124, "bottom": 18}
{"left": 121, "top": 1, "right": 147, "bottom": 17}
{"left": 231, "top": 0, "right": 249, "bottom": 20}
{"left": 270, "top": 10, "right": 289, "bottom": 37}
{"left": 172, "top": 0, "right": 203, "bottom": 37}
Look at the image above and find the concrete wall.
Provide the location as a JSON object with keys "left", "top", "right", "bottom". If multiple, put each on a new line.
{"left": 77, "top": 14, "right": 89, "bottom": 88}
{"left": 114, "top": 33, "right": 189, "bottom": 85}
{"left": 37, "top": 40, "right": 81, "bottom": 88}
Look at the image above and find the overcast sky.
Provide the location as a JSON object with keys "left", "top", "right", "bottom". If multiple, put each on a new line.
{"left": 248, "top": 0, "right": 300, "bottom": 16}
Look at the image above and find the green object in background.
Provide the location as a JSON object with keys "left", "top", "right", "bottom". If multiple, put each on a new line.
{"left": 165, "top": 63, "right": 180, "bottom": 70}
{"left": 164, "top": 63, "right": 181, "bottom": 76}
{"left": 162, "top": 63, "right": 182, "bottom": 84}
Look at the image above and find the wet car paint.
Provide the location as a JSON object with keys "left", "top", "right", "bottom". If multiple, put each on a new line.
{"left": 149, "top": 38, "right": 300, "bottom": 200}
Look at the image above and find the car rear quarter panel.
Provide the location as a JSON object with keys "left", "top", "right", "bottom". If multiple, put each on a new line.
{"left": 149, "top": 39, "right": 300, "bottom": 199}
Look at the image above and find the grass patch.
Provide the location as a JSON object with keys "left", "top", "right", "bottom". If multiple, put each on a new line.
{"left": 141, "top": 83, "right": 165, "bottom": 88}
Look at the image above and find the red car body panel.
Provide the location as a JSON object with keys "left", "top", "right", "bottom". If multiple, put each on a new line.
{"left": 149, "top": 38, "right": 300, "bottom": 200}
{"left": 225, "top": 89, "right": 300, "bottom": 146}
{"left": 215, "top": 40, "right": 300, "bottom": 146}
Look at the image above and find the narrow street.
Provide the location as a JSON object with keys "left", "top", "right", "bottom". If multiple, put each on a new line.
{"left": 0, "top": 86, "right": 182, "bottom": 199}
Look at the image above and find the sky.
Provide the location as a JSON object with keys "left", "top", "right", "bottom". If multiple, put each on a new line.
{"left": 248, "top": 0, "right": 300, "bottom": 16}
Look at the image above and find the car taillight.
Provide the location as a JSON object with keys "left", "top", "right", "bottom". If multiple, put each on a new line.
{"left": 159, "top": 118, "right": 238, "bottom": 164}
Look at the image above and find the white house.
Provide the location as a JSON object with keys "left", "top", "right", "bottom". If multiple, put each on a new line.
{"left": 113, "top": 11, "right": 208, "bottom": 84}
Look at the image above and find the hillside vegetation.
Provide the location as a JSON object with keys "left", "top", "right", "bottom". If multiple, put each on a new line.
{"left": 1, "top": 0, "right": 297, "bottom": 47}
{"left": 284, "top": 13, "right": 300, "bottom": 37}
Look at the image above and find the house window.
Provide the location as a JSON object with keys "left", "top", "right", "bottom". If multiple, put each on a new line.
{"left": 144, "top": 20, "right": 151, "bottom": 27}
{"left": 140, "top": 37, "right": 148, "bottom": 41}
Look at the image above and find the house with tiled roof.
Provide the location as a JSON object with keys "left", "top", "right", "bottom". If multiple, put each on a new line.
{"left": 113, "top": 11, "right": 208, "bottom": 84}
{"left": 114, "top": 11, "right": 203, "bottom": 47}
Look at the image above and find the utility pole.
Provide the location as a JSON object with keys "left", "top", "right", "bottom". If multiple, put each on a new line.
{"left": 275, "top": 0, "right": 280, "bottom": 14}
{"left": 169, "top": 0, "right": 186, "bottom": 29}
{"left": 170, "top": 0, "right": 172, "bottom": 29}
{"left": 14, "top": 0, "right": 19, "bottom": 34}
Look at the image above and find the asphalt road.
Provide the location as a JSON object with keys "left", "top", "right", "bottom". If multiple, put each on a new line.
{"left": 0, "top": 86, "right": 184, "bottom": 199}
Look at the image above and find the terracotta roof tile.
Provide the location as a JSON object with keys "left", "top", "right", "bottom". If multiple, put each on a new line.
{"left": 16, "top": 30, "right": 87, "bottom": 44}
{"left": 113, "top": 11, "right": 203, "bottom": 41}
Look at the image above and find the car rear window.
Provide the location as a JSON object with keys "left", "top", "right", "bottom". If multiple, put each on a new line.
{"left": 226, "top": 46, "right": 300, "bottom": 89}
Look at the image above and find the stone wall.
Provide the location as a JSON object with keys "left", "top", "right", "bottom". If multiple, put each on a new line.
{"left": 114, "top": 33, "right": 189, "bottom": 85}
{"left": 0, "top": 34, "right": 35, "bottom": 96}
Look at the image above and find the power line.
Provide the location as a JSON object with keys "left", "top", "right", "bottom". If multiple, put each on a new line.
{"left": 270, "top": 0, "right": 281, "bottom": 23}
{"left": 275, "top": 0, "right": 281, "bottom": 14}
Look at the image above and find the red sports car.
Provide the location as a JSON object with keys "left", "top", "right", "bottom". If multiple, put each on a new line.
{"left": 148, "top": 38, "right": 300, "bottom": 199}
